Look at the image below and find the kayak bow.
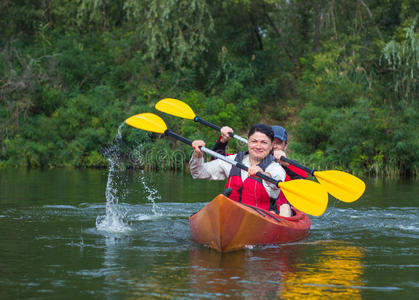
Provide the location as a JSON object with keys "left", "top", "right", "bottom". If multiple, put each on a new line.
{"left": 189, "top": 194, "right": 311, "bottom": 252}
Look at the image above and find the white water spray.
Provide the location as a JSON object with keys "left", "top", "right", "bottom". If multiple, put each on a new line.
{"left": 133, "top": 144, "right": 163, "bottom": 218}
{"left": 96, "top": 124, "right": 163, "bottom": 231}
{"left": 139, "top": 170, "right": 163, "bottom": 216}
{"left": 96, "top": 123, "right": 131, "bottom": 233}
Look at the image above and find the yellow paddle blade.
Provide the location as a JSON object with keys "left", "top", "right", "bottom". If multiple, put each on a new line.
{"left": 278, "top": 180, "right": 328, "bottom": 216}
{"left": 125, "top": 113, "right": 167, "bottom": 134}
{"left": 155, "top": 98, "right": 197, "bottom": 120}
{"left": 314, "top": 170, "right": 366, "bottom": 203}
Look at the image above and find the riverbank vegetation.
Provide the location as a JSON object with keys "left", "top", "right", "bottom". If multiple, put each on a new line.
{"left": 0, "top": 1, "right": 417, "bottom": 177}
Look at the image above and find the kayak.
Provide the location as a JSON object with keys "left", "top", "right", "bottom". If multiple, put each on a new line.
{"left": 189, "top": 194, "right": 311, "bottom": 252}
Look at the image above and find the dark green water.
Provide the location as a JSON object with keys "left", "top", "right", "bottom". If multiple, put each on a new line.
{"left": 0, "top": 168, "right": 418, "bottom": 299}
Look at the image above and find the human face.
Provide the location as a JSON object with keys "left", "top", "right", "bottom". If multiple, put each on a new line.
{"left": 272, "top": 138, "right": 288, "bottom": 151}
{"left": 248, "top": 132, "right": 273, "bottom": 163}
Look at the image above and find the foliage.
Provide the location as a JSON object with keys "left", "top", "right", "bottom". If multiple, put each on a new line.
{"left": 0, "top": 0, "right": 418, "bottom": 177}
{"left": 381, "top": 18, "right": 418, "bottom": 104}
{"left": 123, "top": 0, "right": 214, "bottom": 69}
{"left": 294, "top": 19, "right": 418, "bottom": 176}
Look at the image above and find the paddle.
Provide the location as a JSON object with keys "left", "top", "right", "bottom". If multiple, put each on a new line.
{"left": 276, "top": 157, "right": 365, "bottom": 203}
{"left": 154, "top": 97, "right": 366, "bottom": 203}
{"left": 155, "top": 98, "right": 248, "bottom": 144}
{"left": 125, "top": 113, "right": 328, "bottom": 216}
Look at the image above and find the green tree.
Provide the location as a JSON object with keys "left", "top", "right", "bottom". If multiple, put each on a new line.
{"left": 124, "top": 0, "right": 214, "bottom": 69}
{"left": 381, "top": 19, "right": 418, "bottom": 105}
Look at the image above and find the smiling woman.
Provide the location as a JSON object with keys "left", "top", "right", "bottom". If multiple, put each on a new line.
{"left": 189, "top": 124, "right": 287, "bottom": 214}
{"left": 247, "top": 126, "right": 274, "bottom": 164}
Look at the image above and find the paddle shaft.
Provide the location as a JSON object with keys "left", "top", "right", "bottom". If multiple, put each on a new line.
{"left": 164, "top": 129, "right": 280, "bottom": 187}
{"left": 193, "top": 117, "right": 317, "bottom": 176}
{"left": 280, "top": 157, "right": 315, "bottom": 176}
{"left": 194, "top": 116, "right": 248, "bottom": 144}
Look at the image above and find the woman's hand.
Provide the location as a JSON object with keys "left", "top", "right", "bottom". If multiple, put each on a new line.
{"left": 220, "top": 126, "right": 234, "bottom": 143}
{"left": 192, "top": 140, "right": 206, "bottom": 158}
{"left": 248, "top": 165, "right": 265, "bottom": 177}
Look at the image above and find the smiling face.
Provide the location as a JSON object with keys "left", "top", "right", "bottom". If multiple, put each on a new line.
{"left": 248, "top": 131, "right": 273, "bottom": 163}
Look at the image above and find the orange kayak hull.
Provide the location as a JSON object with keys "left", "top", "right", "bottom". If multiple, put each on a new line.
{"left": 189, "top": 194, "right": 311, "bottom": 252}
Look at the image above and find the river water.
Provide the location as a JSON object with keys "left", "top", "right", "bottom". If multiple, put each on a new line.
{"left": 0, "top": 168, "right": 418, "bottom": 299}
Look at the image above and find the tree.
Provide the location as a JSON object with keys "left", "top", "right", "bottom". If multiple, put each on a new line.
{"left": 381, "top": 19, "right": 418, "bottom": 105}
{"left": 124, "top": 0, "right": 214, "bottom": 69}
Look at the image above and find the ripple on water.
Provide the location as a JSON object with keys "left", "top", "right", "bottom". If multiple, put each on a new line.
{"left": 310, "top": 206, "right": 419, "bottom": 242}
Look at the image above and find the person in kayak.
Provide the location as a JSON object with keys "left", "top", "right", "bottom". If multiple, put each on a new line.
{"left": 211, "top": 125, "right": 308, "bottom": 217}
{"left": 190, "top": 124, "right": 286, "bottom": 215}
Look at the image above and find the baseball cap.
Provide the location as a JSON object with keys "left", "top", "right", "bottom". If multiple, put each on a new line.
{"left": 272, "top": 125, "right": 288, "bottom": 142}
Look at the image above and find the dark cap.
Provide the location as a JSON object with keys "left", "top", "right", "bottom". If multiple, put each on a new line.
{"left": 272, "top": 125, "right": 288, "bottom": 142}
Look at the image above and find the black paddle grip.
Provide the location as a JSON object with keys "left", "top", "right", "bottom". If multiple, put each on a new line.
{"left": 165, "top": 130, "right": 192, "bottom": 146}
{"left": 280, "top": 157, "right": 315, "bottom": 175}
{"left": 194, "top": 117, "right": 221, "bottom": 131}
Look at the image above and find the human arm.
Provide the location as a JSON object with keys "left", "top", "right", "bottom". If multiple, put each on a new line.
{"left": 189, "top": 141, "right": 234, "bottom": 180}
{"left": 192, "top": 140, "right": 206, "bottom": 158}
{"left": 220, "top": 126, "right": 233, "bottom": 143}
{"left": 212, "top": 138, "right": 228, "bottom": 157}
{"left": 264, "top": 162, "right": 286, "bottom": 198}
{"left": 273, "top": 149, "right": 288, "bottom": 166}
{"left": 211, "top": 126, "right": 234, "bottom": 160}
{"left": 212, "top": 126, "right": 233, "bottom": 153}
{"left": 273, "top": 149, "right": 307, "bottom": 180}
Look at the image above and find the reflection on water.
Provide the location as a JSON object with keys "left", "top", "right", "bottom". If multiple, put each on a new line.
{"left": 188, "top": 241, "right": 365, "bottom": 299}
{"left": 280, "top": 242, "right": 364, "bottom": 299}
{"left": 188, "top": 244, "right": 303, "bottom": 298}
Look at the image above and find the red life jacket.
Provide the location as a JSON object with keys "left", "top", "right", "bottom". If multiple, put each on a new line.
{"left": 225, "top": 151, "right": 277, "bottom": 211}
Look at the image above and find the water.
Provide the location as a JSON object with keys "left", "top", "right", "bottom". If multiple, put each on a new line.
{"left": 0, "top": 168, "right": 418, "bottom": 299}
{"left": 96, "top": 124, "right": 163, "bottom": 233}
{"left": 96, "top": 123, "right": 131, "bottom": 233}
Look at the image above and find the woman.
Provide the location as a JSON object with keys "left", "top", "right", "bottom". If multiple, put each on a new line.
{"left": 190, "top": 124, "right": 286, "bottom": 213}
{"left": 212, "top": 125, "right": 307, "bottom": 217}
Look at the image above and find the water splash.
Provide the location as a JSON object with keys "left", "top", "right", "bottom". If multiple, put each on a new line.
{"left": 96, "top": 125, "right": 164, "bottom": 230}
{"left": 132, "top": 144, "right": 163, "bottom": 220}
{"left": 96, "top": 123, "right": 131, "bottom": 233}
{"left": 139, "top": 169, "right": 163, "bottom": 216}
